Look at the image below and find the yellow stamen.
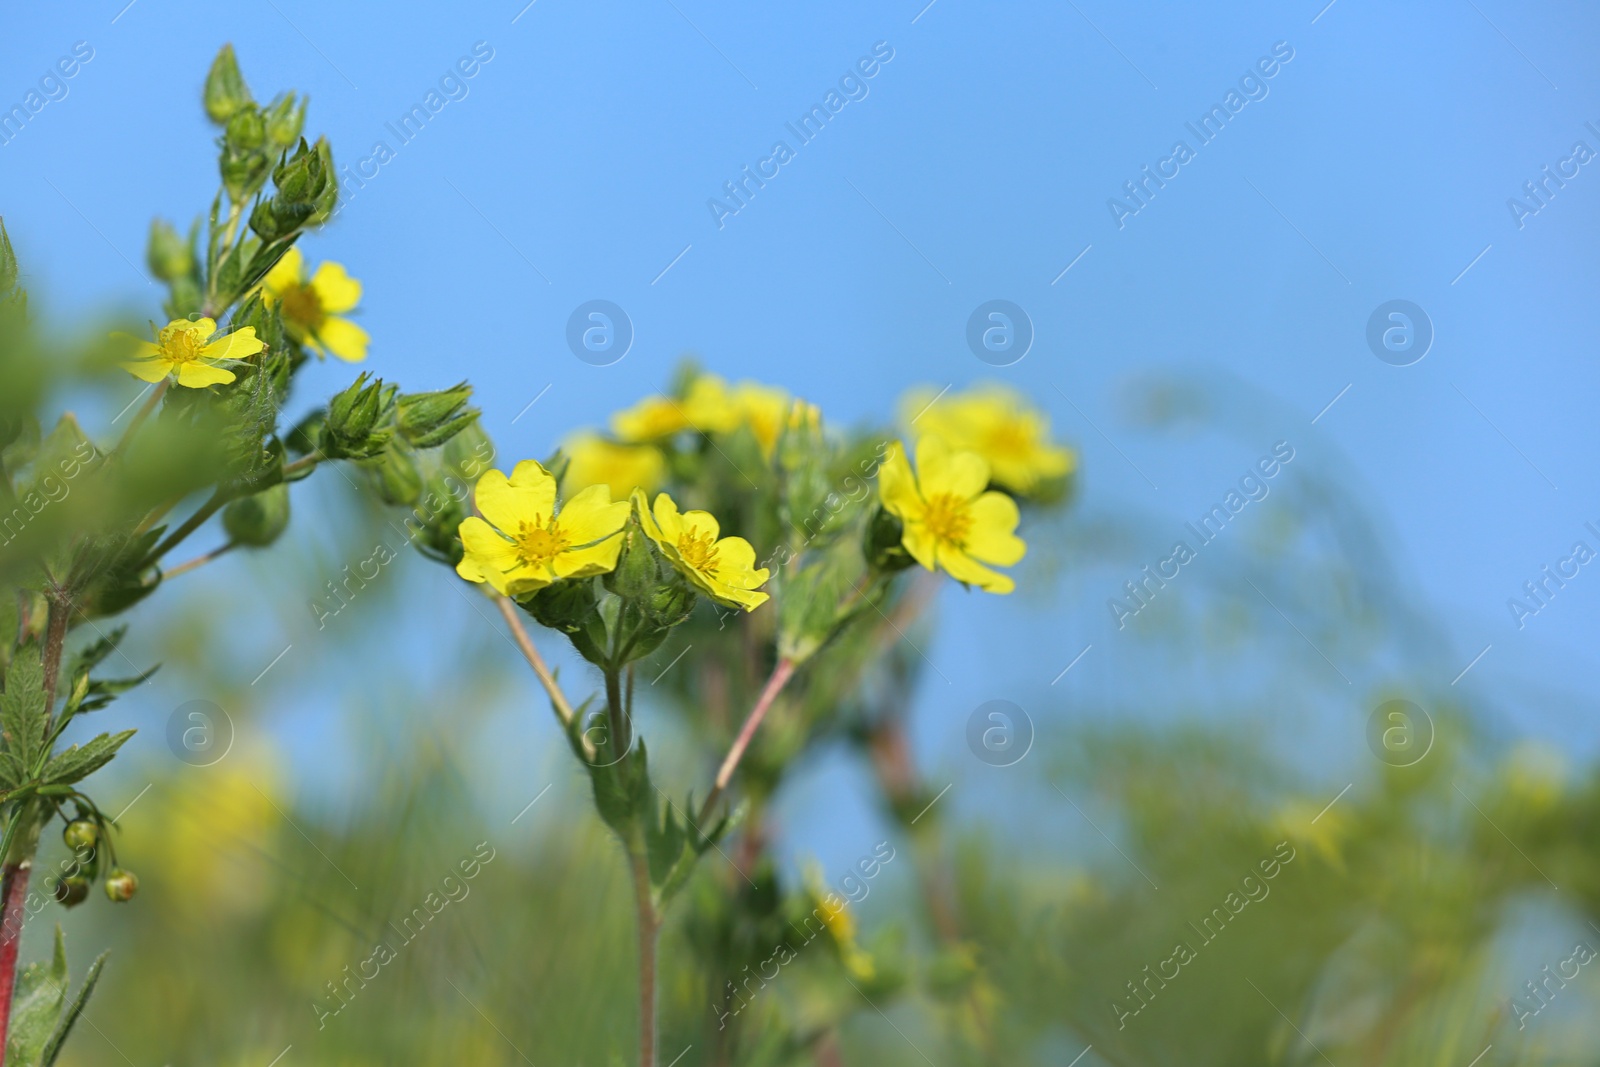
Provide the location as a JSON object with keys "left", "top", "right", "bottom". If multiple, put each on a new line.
{"left": 280, "top": 284, "right": 325, "bottom": 332}
{"left": 160, "top": 326, "right": 205, "bottom": 364}
{"left": 921, "top": 492, "right": 972, "bottom": 547}
{"left": 677, "top": 528, "right": 721, "bottom": 576}
{"left": 514, "top": 515, "right": 568, "bottom": 567}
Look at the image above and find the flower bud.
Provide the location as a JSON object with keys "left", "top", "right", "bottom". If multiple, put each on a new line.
{"left": 53, "top": 876, "right": 90, "bottom": 908}
{"left": 644, "top": 578, "right": 695, "bottom": 628}
{"left": 221, "top": 150, "right": 270, "bottom": 206}
{"left": 104, "top": 867, "right": 138, "bottom": 903}
{"left": 442, "top": 419, "right": 495, "bottom": 480}
{"left": 203, "top": 44, "right": 253, "bottom": 124}
{"left": 224, "top": 106, "right": 267, "bottom": 152}
{"left": 223, "top": 483, "right": 291, "bottom": 547}
{"left": 146, "top": 219, "right": 194, "bottom": 283}
{"left": 324, "top": 374, "right": 395, "bottom": 460}
{"left": 602, "top": 526, "right": 658, "bottom": 599}
{"left": 264, "top": 92, "right": 307, "bottom": 148}
{"left": 522, "top": 579, "right": 599, "bottom": 635}
{"left": 397, "top": 382, "right": 478, "bottom": 449}
{"left": 865, "top": 506, "right": 914, "bottom": 573}
{"left": 62, "top": 820, "right": 98, "bottom": 852}
{"left": 364, "top": 447, "right": 423, "bottom": 507}
{"left": 307, "top": 137, "right": 339, "bottom": 227}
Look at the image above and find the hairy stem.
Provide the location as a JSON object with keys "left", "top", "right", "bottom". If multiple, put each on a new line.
{"left": 144, "top": 488, "right": 229, "bottom": 566}
{"left": 698, "top": 657, "right": 796, "bottom": 824}
{"left": 162, "top": 541, "right": 235, "bottom": 580}
{"left": 0, "top": 596, "right": 70, "bottom": 1050}
{"left": 493, "top": 597, "right": 579, "bottom": 729}
{"left": 629, "top": 847, "right": 660, "bottom": 1067}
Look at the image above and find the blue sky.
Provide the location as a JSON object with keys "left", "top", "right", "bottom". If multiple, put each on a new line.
{"left": 3, "top": 0, "right": 1598, "bottom": 867}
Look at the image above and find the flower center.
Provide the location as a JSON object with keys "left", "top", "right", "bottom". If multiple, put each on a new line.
{"left": 514, "top": 516, "right": 568, "bottom": 567}
{"left": 280, "top": 284, "right": 325, "bottom": 332}
{"left": 159, "top": 327, "right": 205, "bottom": 364}
{"left": 921, "top": 492, "right": 972, "bottom": 547}
{"left": 677, "top": 528, "right": 721, "bottom": 576}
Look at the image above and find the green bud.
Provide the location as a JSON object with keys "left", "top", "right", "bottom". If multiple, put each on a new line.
{"left": 308, "top": 137, "right": 338, "bottom": 227}
{"left": 222, "top": 483, "right": 291, "bottom": 547}
{"left": 603, "top": 526, "right": 659, "bottom": 599}
{"left": 203, "top": 44, "right": 252, "bottom": 124}
{"left": 224, "top": 106, "right": 267, "bottom": 152}
{"left": 146, "top": 219, "right": 193, "bottom": 282}
{"left": 523, "top": 580, "right": 601, "bottom": 641}
{"left": 397, "top": 382, "right": 478, "bottom": 449}
{"left": 865, "top": 506, "right": 914, "bottom": 573}
{"left": 62, "top": 820, "right": 98, "bottom": 852}
{"left": 264, "top": 92, "right": 307, "bottom": 148}
{"left": 324, "top": 374, "right": 395, "bottom": 460}
{"left": 364, "top": 447, "right": 423, "bottom": 507}
{"left": 0, "top": 217, "right": 17, "bottom": 294}
{"left": 221, "top": 150, "right": 270, "bottom": 206}
{"left": 645, "top": 581, "right": 696, "bottom": 628}
{"left": 104, "top": 867, "right": 138, "bottom": 903}
{"left": 53, "top": 876, "right": 90, "bottom": 908}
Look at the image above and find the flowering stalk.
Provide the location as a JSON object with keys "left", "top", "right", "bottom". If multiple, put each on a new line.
{"left": 698, "top": 657, "right": 796, "bottom": 824}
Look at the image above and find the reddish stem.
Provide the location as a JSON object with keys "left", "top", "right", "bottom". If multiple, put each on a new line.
{"left": 0, "top": 860, "right": 29, "bottom": 1047}
{"left": 698, "top": 658, "right": 796, "bottom": 824}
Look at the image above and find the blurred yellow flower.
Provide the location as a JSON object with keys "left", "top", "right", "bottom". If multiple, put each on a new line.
{"left": 611, "top": 376, "right": 735, "bottom": 442}
{"left": 1274, "top": 799, "right": 1348, "bottom": 872}
{"left": 903, "top": 383, "right": 1075, "bottom": 495}
{"left": 879, "top": 436, "right": 1026, "bottom": 594}
{"left": 730, "top": 381, "right": 790, "bottom": 458}
{"left": 120, "top": 317, "right": 263, "bottom": 388}
{"left": 561, "top": 432, "right": 665, "bottom": 499}
{"left": 260, "top": 247, "right": 368, "bottom": 362}
{"left": 633, "top": 489, "right": 770, "bottom": 611}
{"left": 808, "top": 869, "right": 876, "bottom": 980}
{"left": 456, "top": 460, "right": 631, "bottom": 597}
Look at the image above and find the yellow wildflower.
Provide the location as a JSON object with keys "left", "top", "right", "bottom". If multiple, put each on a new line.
{"left": 878, "top": 436, "right": 1026, "bottom": 594}
{"left": 730, "top": 381, "right": 790, "bottom": 458}
{"left": 120, "top": 317, "right": 263, "bottom": 388}
{"left": 259, "top": 247, "right": 368, "bottom": 362}
{"left": 1273, "top": 799, "right": 1347, "bottom": 872}
{"left": 903, "top": 383, "right": 1075, "bottom": 495}
{"left": 808, "top": 868, "right": 876, "bottom": 980}
{"left": 456, "top": 460, "right": 631, "bottom": 597}
{"left": 632, "top": 489, "right": 770, "bottom": 611}
{"left": 611, "top": 375, "right": 735, "bottom": 442}
{"left": 560, "top": 432, "right": 665, "bottom": 499}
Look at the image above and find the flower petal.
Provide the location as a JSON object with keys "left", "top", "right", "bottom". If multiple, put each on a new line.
{"left": 962, "top": 491, "right": 1026, "bottom": 566}
{"left": 182, "top": 317, "right": 219, "bottom": 342}
{"left": 260, "top": 247, "right": 304, "bottom": 297}
{"left": 316, "top": 316, "right": 369, "bottom": 363}
{"left": 936, "top": 544, "right": 1014, "bottom": 594}
{"left": 877, "top": 441, "right": 921, "bottom": 519}
{"left": 557, "top": 485, "right": 631, "bottom": 547}
{"left": 200, "top": 326, "right": 265, "bottom": 363}
{"left": 900, "top": 521, "right": 940, "bottom": 572}
{"left": 122, "top": 359, "right": 172, "bottom": 383}
{"left": 310, "top": 260, "right": 362, "bottom": 313}
{"left": 475, "top": 465, "right": 556, "bottom": 531}
{"left": 676, "top": 508, "right": 722, "bottom": 543}
{"left": 456, "top": 517, "right": 520, "bottom": 594}
{"left": 916, "top": 435, "right": 990, "bottom": 500}
{"left": 172, "top": 361, "right": 235, "bottom": 388}
{"left": 647, "top": 493, "right": 687, "bottom": 546}
{"left": 552, "top": 536, "right": 625, "bottom": 579}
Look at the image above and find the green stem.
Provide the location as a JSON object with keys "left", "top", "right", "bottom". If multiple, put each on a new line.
{"left": 629, "top": 847, "right": 660, "bottom": 1067}
{"left": 143, "top": 488, "right": 229, "bottom": 566}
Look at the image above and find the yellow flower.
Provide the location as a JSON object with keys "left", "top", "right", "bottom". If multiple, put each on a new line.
{"left": 456, "top": 460, "right": 631, "bottom": 597}
{"left": 808, "top": 867, "right": 876, "bottom": 980}
{"left": 611, "top": 375, "right": 736, "bottom": 442}
{"left": 259, "top": 247, "right": 368, "bottom": 362}
{"left": 730, "top": 381, "right": 790, "bottom": 458}
{"left": 120, "top": 317, "right": 264, "bottom": 388}
{"left": 878, "top": 436, "right": 1025, "bottom": 594}
{"left": 902, "top": 383, "right": 1075, "bottom": 495}
{"left": 561, "top": 432, "right": 665, "bottom": 499}
{"left": 632, "top": 489, "right": 770, "bottom": 611}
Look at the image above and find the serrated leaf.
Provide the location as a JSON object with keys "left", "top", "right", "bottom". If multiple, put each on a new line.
{"left": 2, "top": 648, "right": 49, "bottom": 771}
{"left": 76, "top": 665, "right": 158, "bottom": 715}
{"left": 65, "top": 627, "right": 126, "bottom": 679}
{"left": 41, "top": 730, "right": 135, "bottom": 787}
{"left": 6, "top": 925, "right": 68, "bottom": 1067}
{"left": 39, "top": 948, "right": 107, "bottom": 1067}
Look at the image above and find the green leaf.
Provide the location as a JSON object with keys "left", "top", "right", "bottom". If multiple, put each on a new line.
{"left": 1, "top": 648, "right": 49, "bottom": 771}
{"left": 41, "top": 730, "right": 135, "bottom": 787}
{"left": 39, "top": 948, "right": 108, "bottom": 1067}
{"left": 6, "top": 925, "right": 68, "bottom": 1067}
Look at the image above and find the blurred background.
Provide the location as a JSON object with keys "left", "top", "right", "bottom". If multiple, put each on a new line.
{"left": 3, "top": 0, "right": 1599, "bottom": 1064}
